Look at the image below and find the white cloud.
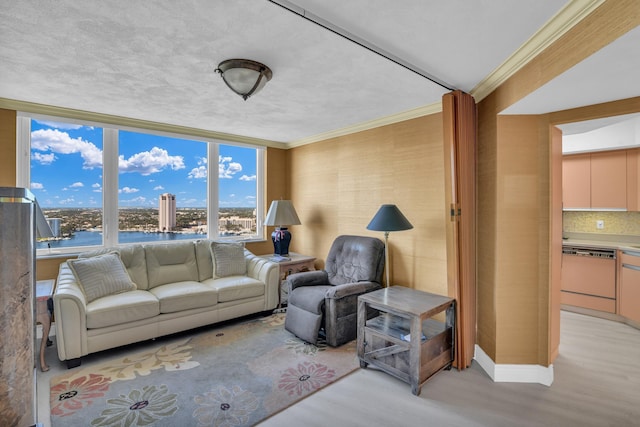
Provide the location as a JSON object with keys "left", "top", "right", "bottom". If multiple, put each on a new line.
{"left": 121, "top": 196, "right": 148, "bottom": 205}
{"left": 31, "top": 182, "right": 44, "bottom": 190}
{"left": 197, "top": 157, "right": 208, "bottom": 166}
{"left": 59, "top": 197, "right": 75, "bottom": 205}
{"left": 119, "top": 187, "right": 140, "bottom": 194}
{"left": 31, "top": 129, "right": 102, "bottom": 169}
{"left": 154, "top": 185, "right": 165, "bottom": 191}
{"left": 34, "top": 120, "right": 85, "bottom": 130}
{"left": 188, "top": 165, "right": 207, "bottom": 179}
{"left": 70, "top": 182, "right": 84, "bottom": 188}
{"left": 32, "top": 152, "right": 56, "bottom": 165}
{"left": 239, "top": 174, "right": 256, "bottom": 181}
{"left": 219, "top": 155, "right": 242, "bottom": 179}
{"left": 119, "top": 147, "right": 185, "bottom": 176}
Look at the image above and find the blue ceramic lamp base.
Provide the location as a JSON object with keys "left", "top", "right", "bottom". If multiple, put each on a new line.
{"left": 272, "top": 227, "right": 292, "bottom": 256}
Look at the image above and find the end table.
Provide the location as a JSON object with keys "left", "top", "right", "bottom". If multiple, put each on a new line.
{"left": 36, "top": 279, "right": 55, "bottom": 372}
{"left": 357, "top": 286, "right": 455, "bottom": 395}
{"left": 259, "top": 252, "right": 315, "bottom": 308}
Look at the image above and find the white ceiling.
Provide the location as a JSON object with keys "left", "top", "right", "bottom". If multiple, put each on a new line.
{"left": 0, "top": 1, "right": 638, "bottom": 145}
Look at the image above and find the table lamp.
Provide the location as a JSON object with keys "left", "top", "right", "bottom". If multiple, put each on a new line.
{"left": 264, "top": 200, "right": 301, "bottom": 257}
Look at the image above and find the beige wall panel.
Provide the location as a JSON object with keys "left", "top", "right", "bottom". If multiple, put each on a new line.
{"left": 0, "top": 108, "right": 17, "bottom": 186}
{"left": 493, "top": 115, "right": 545, "bottom": 364}
{"left": 288, "top": 115, "right": 447, "bottom": 295}
{"left": 477, "top": 98, "right": 498, "bottom": 361}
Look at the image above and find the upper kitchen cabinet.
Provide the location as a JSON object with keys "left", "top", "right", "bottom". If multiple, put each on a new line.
{"left": 590, "top": 150, "right": 627, "bottom": 210}
{"left": 563, "top": 153, "right": 591, "bottom": 209}
{"left": 627, "top": 148, "right": 640, "bottom": 211}
{"left": 563, "top": 150, "right": 627, "bottom": 210}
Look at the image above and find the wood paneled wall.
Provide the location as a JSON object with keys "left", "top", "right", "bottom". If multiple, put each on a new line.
{"left": 287, "top": 114, "right": 449, "bottom": 295}
{"left": 0, "top": 108, "right": 17, "bottom": 186}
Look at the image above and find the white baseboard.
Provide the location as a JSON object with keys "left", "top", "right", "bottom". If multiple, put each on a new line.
{"left": 474, "top": 344, "right": 554, "bottom": 386}
{"left": 36, "top": 322, "right": 56, "bottom": 339}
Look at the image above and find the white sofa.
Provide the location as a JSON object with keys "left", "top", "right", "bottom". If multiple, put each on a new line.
{"left": 53, "top": 240, "right": 279, "bottom": 368}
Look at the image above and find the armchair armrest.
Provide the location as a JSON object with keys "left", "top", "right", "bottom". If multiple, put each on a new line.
{"left": 287, "top": 270, "right": 329, "bottom": 291}
{"left": 325, "top": 281, "right": 382, "bottom": 299}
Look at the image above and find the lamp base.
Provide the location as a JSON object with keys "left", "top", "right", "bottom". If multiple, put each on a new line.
{"left": 272, "top": 227, "right": 292, "bottom": 256}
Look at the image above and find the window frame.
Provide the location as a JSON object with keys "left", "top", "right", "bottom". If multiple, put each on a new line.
{"left": 17, "top": 112, "right": 265, "bottom": 256}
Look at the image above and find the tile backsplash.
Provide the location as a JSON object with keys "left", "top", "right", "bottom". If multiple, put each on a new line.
{"left": 563, "top": 211, "right": 640, "bottom": 236}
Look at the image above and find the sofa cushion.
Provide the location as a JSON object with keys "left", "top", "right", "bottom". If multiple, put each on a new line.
{"left": 86, "top": 290, "right": 160, "bottom": 329}
{"left": 67, "top": 252, "right": 137, "bottom": 303}
{"left": 203, "top": 276, "right": 264, "bottom": 302}
{"left": 78, "top": 245, "right": 149, "bottom": 290}
{"left": 194, "top": 239, "right": 214, "bottom": 281}
{"left": 211, "top": 242, "right": 247, "bottom": 278}
{"left": 149, "top": 281, "right": 218, "bottom": 313}
{"left": 145, "top": 242, "right": 199, "bottom": 288}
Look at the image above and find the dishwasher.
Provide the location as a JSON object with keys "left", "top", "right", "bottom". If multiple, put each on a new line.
{"left": 561, "top": 246, "right": 617, "bottom": 313}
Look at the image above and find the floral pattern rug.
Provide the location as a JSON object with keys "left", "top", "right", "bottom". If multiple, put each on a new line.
{"left": 49, "top": 313, "right": 359, "bottom": 426}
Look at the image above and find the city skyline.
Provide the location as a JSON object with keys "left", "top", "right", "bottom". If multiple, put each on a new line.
{"left": 29, "top": 119, "right": 258, "bottom": 209}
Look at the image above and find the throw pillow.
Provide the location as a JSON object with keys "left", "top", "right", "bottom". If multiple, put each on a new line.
{"left": 210, "top": 242, "right": 247, "bottom": 278}
{"left": 67, "top": 252, "right": 136, "bottom": 303}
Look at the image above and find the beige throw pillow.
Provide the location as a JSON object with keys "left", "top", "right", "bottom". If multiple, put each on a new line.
{"left": 67, "top": 252, "right": 136, "bottom": 303}
{"left": 210, "top": 242, "right": 247, "bottom": 278}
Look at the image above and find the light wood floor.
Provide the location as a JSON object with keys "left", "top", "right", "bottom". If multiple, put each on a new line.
{"left": 38, "top": 311, "right": 640, "bottom": 426}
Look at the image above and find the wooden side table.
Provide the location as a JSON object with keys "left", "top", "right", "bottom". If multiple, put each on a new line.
{"left": 36, "top": 279, "right": 55, "bottom": 372}
{"left": 357, "top": 286, "right": 455, "bottom": 395}
{"left": 259, "top": 252, "right": 315, "bottom": 307}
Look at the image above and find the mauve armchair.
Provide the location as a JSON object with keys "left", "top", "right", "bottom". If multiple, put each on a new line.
{"left": 284, "top": 235, "right": 385, "bottom": 346}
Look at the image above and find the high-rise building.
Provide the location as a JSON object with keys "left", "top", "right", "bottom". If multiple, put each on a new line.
{"left": 158, "top": 193, "right": 176, "bottom": 232}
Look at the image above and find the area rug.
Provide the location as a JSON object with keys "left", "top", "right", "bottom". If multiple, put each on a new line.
{"left": 49, "top": 313, "right": 359, "bottom": 426}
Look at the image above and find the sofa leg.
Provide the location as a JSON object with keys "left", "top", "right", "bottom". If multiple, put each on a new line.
{"left": 66, "top": 358, "right": 81, "bottom": 369}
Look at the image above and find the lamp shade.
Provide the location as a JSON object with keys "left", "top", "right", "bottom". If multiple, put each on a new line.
{"left": 264, "top": 200, "right": 301, "bottom": 227}
{"left": 366, "top": 204, "right": 413, "bottom": 232}
{"left": 215, "top": 59, "right": 272, "bottom": 100}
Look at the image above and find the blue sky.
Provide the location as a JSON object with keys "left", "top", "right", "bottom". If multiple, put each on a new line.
{"left": 30, "top": 120, "right": 257, "bottom": 208}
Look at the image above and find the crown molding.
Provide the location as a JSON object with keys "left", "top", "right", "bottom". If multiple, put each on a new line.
{"left": 0, "top": 97, "right": 287, "bottom": 149}
{"left": 471, "top": 0, "right": 605, "bottom": 102}
{"left": 286, "top": 101, "right": 443, "bottom": 148}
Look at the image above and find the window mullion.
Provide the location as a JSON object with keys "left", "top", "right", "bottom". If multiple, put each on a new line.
{"left": 103, "top": 128, "right": 119, "bottom": 247}
{"left": 208, "top": 142, "right": 219, "bottom": 238}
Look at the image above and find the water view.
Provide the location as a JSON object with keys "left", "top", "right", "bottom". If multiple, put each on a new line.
{"left": 37, "top": 230, "right": 200, "bottom": 250}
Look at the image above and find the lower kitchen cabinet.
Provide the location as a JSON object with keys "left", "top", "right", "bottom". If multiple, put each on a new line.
{"left": 619, "top": 250, "right": 640, "bottom": 324}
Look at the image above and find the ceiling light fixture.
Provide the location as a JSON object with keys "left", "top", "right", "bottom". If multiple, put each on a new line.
{"left": 215, "top": 59, "right": 273, "bottom": 100}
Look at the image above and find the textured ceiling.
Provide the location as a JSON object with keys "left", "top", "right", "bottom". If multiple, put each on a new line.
{"left": 1, "top": 1, "right": 638, "bottom": 145}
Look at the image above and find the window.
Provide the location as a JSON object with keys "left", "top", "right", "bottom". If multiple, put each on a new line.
{"left": 17, "top": 114, "right": 264, "bottom": 255}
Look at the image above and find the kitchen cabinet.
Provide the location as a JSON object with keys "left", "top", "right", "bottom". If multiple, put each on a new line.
{"left": 563, "top": 153, "right": 591, "bottom": 209}
{"left": 562, "top": 150, "right": 627, "bottom": 210}
{"left": 619, "top": 250, "right": 640, "bottom": 323}
{"left": 590, "top": 150, "right": 627, "bottom": 210}
{"left": 627, "top": 148, "right": 640, "bottom": 211}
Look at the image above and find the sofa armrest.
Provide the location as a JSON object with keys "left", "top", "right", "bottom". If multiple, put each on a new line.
{"left": 287, "top": 270, "right": 329, "bottom": 291}
{"left": 325, "top": 281, "right": 381, "bottom": 299}
{"left": 245, "top": 250, "right": 280, "bottom": 310}
{"left": 53, "top": 261, "right": 89, "bottom": 361}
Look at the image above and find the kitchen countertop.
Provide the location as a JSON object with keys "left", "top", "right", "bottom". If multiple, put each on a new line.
{"left": 562, "top": 232, "right": 640, "bottom": 252}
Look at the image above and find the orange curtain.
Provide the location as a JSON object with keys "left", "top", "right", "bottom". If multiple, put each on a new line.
{"left": 442, "top": 90, "right": 477, "bottom": 369}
